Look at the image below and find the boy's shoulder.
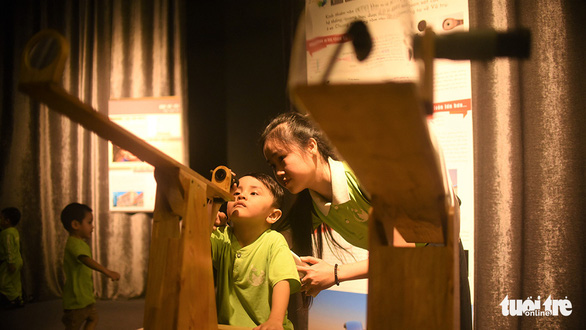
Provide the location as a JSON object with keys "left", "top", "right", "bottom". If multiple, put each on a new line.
{"left": 66, "top": 235, "right": 85, "bottom": 243}
{"left": 211, "top": 227, "right": 288, "bottom": 249}
{"left": 65, "top": 236, "right": 91, "bottom": 254}
{"left": 263, "top": 228, "right": 285, "bottom": 239}
{"left": 259, "top": 229, "right": 289, "bottom": 247}
{"left": 0, "top": 227, "right": 19, "bottom": 239}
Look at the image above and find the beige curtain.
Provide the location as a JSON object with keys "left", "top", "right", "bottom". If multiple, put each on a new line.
{"left": 0, "top": 0, "right": 184, "bottom": 301}
{"left": 470, "top": 0, "right": 586, "bottom": 328}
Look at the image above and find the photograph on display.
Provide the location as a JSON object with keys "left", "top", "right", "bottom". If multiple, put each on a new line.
{"left": 108, "top": 96, "right": 185, "bottom": 212}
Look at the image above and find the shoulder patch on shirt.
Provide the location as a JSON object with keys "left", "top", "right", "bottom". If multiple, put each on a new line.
{"left": 350, "top": 207, "right": 369, "bottom": 222}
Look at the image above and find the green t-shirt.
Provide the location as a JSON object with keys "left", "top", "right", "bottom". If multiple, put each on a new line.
{"left": 311, "top": 159, "right": 371, "bottom": 250}
{"left": 0, "top": 227, "right": 22, "bottom": 266}
{"left": 0, "top": 227, "right": 23, "bottom": 300}
{"left": 311, "top": 159, "right": 427, "bottom": 249}
{"left": 211, "top": 227, "right": 301, "bottom": 330}
{"left": 62, "top": 236, "right": 95, "bottom": 309}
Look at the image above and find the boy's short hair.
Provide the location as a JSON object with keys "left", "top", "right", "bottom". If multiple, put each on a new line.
{"left": 1, "top": 207, "right": 21, "bottom": 226}
{"left": 242, "top": 173, "right": 284, "bottom": 208}
{"left": 60, "top": 203, "right": 92, "bottom": 232}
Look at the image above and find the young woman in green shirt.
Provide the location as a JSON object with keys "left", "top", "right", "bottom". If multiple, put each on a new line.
{"left": 260, "top": 112, "right": 415, "bottom": 298}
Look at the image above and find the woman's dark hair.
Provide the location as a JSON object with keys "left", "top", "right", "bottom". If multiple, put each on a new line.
{"left": 261, "top": 112, "right": 354, "bottom": 306}
{"left": 260, "top": 111, "right": 339, "bottom": 162}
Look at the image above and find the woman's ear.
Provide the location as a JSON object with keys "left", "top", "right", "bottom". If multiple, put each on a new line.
{"left": 306, "top": 137, "right": 319, "bottom": 155}
{"left": 266, "top": 208, "right": 283, "bottom": 224}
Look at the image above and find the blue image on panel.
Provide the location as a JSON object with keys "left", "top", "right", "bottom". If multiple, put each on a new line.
{"left": 309, "top": 290, "right": 367, "bottom": 330}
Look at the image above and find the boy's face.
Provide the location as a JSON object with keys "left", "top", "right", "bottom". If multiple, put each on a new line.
{"left": 227, "top": 176, "right": 281, "bottom": 226}
{"left": 72, "top": 211, "right": 94, "bottom": 239}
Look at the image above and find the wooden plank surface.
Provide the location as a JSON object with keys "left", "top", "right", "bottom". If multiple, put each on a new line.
{"left": 176, "top": 172, "right": 218, "bottom": 328}
{"left": 292, "top": 82, "right": 460, "bottom": 329}
{"left": 18, "top": 82, "right": 232, "bottom": 202}
{"left": 292, "top": 83, "right": 448, "bottom": 244}
{"left": 366, "top": 196, "right": 460, "bottom": 329}
{"left": 143, "top": 172, "right": 183, "bottom": 328}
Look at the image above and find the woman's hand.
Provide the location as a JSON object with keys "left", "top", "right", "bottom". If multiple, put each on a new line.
{"left": 297, "top": 256, "right": 336, "bottom": 297}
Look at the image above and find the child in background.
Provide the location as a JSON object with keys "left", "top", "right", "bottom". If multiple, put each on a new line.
{"left": 0, "top": 207, "right": 24, "bottom": 308}
{"left": 60, "top": 203, "right": 120, "bottom": 330}
{"left": 211, "top": 173, "right": 301, "bottom": 330}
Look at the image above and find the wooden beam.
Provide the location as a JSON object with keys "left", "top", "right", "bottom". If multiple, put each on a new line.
{"left": 292, "top": 83, "right": 448, "bottom": 244}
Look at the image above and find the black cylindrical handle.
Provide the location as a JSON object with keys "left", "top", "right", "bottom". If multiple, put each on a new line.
{"left": 414, "top": 28, "right": 531, "bottom": 60}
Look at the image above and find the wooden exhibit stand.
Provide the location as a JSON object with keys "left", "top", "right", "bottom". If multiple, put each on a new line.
{"left": 291, "top": 84, "right": 460, "bottom": 329}
{"left": 18, "top": 30, "right": 241, "bottom": 330}
{"left": 289, "top": 29, "right": 461, "bottom": 329}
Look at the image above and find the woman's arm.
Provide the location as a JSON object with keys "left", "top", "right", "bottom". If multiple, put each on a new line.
{"left": 298, "top": 257, "right": 368, "bottom": 297}
{"left": 254, "top": 280, "right": 290, "bottom": 330}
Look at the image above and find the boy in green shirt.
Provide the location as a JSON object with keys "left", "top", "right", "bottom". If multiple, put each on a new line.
{"left": 60, "top": 203, "right": 120, "bottom": 330}
{"left": 0, "top": 207, "right": 24, "bottom": 308}
{"left": 211, "top": 173, "right": 301, "bottom": 330}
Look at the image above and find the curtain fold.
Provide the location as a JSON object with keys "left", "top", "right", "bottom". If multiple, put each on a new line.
{"left": 0, "top": 0, "right": 184, "bottom": 301}
{"left": 471, "top": 0, "right": 586, "bottom": 328}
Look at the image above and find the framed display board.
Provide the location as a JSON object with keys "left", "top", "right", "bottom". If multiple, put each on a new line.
{"left": 108, "top": 96, "right": 185, "bottom": 212}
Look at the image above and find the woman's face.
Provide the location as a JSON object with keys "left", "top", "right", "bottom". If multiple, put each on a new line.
{"left": 263, "top": 138, "right": 317, "bottom": 194}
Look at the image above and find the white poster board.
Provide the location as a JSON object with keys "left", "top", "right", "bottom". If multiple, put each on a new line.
{"left": 108, "top": 97, "right": 185, "bottom": 212}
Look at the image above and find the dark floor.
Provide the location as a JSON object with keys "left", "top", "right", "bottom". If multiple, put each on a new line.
{"left": 0, "top": 298, "right": 145, "bottom": 330}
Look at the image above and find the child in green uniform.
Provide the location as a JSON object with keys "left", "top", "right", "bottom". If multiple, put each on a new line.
{"left": 60, "top": 203, "right": 120, "bottom": 330}
{"left": 0, "top": 207, "right": 24, "bottom": 308}
{"left": 211, "top": 173, "right": 301, "bottom": 330}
